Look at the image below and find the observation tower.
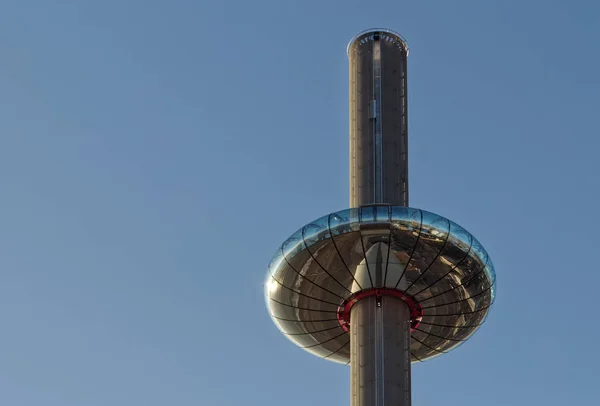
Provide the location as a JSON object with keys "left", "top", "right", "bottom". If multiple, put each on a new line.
{"left": 264, "top": 29, "right": 496, "bottom": 406}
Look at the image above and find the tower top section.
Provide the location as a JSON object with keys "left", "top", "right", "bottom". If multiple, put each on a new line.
{"left": 347, "top": 28, "right": 409, "bottom": 57}
{"left": 348, "top": 27, "right": 409, "bottom": 206}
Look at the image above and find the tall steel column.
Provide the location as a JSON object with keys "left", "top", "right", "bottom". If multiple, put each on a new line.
{"left": 348, "top": 29, "right": 411, "bottom": 406}
{"left": 349, "top": 29, "right": 409, "bottom": 208}
{"left": 350, "top": 296, "right": 412, "bottom": 406}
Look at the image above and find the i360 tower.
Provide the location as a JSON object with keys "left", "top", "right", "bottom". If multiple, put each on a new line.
{"left": 265, "top": 29, "right": 496, "bottom": 406}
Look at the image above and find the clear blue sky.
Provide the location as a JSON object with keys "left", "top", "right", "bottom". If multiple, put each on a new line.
{"left": 0, "top": 0, "right": 598, "bottom": 405}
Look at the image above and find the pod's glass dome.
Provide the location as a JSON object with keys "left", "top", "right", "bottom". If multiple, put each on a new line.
{"left": 265, "top": 205, "right": 495, "bottom": 364}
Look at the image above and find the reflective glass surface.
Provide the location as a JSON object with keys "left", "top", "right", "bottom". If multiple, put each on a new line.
{"left": 303, "top": 214, "right": 332, "bottom": 248}
{"left": 359, "top": 206, "right": 376, "bottom": 223}
{"left": 375, "top": 205, "right": 391, "bottom": 222}
{"left": 281, "top": 227, "right": 305, "bottom": 260}
{"left": 406, "top": 220, "right": 473, "bottom": 299}
{"left": 265, "top": 205, "right": 496, "bottom": 363}
{"left": 386, "top": 208, "right": 422, "bottom": 288}
{"left": 329, "top": 208, "right": 360, "bottom": 236}
{"left": 304, "top": 239, "right": 355, "bottom": 297}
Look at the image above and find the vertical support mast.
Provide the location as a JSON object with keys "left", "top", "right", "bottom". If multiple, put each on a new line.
{"left": 349, "top": 29, "right": 409, "bottom": 208}
{"left": 350, "top": 296, "right": 412, "bottom": 406}
{"left": 348, "top": 29, "right": 412, "bottom": 406}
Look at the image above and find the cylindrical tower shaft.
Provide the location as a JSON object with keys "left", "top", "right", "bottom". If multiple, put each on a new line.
{"left": 348, "top": 29, "right": 412, "bottom": 406}
{"left": 350, "top": 295, "right": 412, "bottom": 406}
{"left": 349, "top": 30, "right": 409, "bottom": 207}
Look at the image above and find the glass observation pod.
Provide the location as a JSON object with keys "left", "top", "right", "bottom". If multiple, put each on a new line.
{"left": 265, "top": 205, "right": 496, "bottom": 364}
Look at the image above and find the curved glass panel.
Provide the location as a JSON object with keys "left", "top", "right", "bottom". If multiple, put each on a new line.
{"left": 411, "top": 222, "right": 473, "bottom": 300}
{"left": 420, "top": 210, "right": 451, "bottom": 241}
{"left": 415, "top": 235, "right": 488, "bottom": 304}
{"left": 283, "top": 331, "right": 329, "bottom": 349}
{"left": 375, "top": 205, "right": 390, "bottom": 222}
{"left": 470, "top": 237, "right": 489, "bottom": 276}
{"left": 288, "top": 239, "right": 351, "bottom": 299}
{"left": 282, "top": 227, "right": 306, "bottom": 260}
{"left": 411, "top": 329, "right": 448, "bottom": 360}
{"left": 267, "top": 277, "right": 302, "bottom": 309}
{"left": 329, "top": 231, "right": 366, "bottom": 289}
{"left": 279, "top": 321, "right": 341, "bottom": 341}
{"left": 274, "top": 317, "right": 339, "bottom": 336}
{"left": 416, "top": 323, "right": 462, "bottom": 347}
{"left": 462, "top": 267, "right": 492, "bottom": 292}
{"left": 406, "top": 257, "right": 455, "bottom": 298}
{"left": 290, "top": 293, "right": 340, "bottom": 313}
{"left": 302, "top": 333, "right": 349, "bottom": 361}
{"left": 419, "top": 312, "right": 486, "bottom": 333}
{"left": 303, "top": 214, "right": 332, "bottom": 249}
{"left": 275, "top": 257, "right": 344, "bottom": 305}
{"left": 268, "top": 270, "right": 341, "bottom": 313}
{"left": 268, "top": 300, "right": 337, "bottom": 321}
{"left": 304, "top": 238, "right": 355, "bottom": 298}
{"left": 420, "top": 330, "right": 462, "bottom": 355}
{"left": 489, "top": 264, "right": 497, "bottom": 302}
{"left": 267, "top": 246, "right": 285, "bottom": 278}
{"left": 406, "top": 221, "right": 473, "bottom": 297}
{"left": 360, "top": 204, "right": 392, "bottom": 287}
{"left": 324, "top": 343, "right": 351, "bottom": 364}
{"left": 446, "top": 221, "right": 473, "bottom": 255}
{"left": 424, "top": 287, "right": 493, "bottom": 314}
{"left": 448, "top": 322, "right": 483, "bottom": 343}
{"left": 391, "top": 206, "right": 421, "bottom": 225}
{"left": 362, "top": 234, "right": 391, "bottom": 288}
{"left": 359, "top": 206, "right": 376, "bottom": 223}
{"left": 299, "top": 329, "right": 346, "bottom": 349}
{"left": 329, "top": 208, "right": 359, "bottom": 236}
{"left": 386, "top": 208, "right": 421, "bottom": 288}
{"left": 265, "top": 275, "right": 280, "bottom": 311}
{"left": 485, "top": 260, "right": 497, "bottom": 287}
{"left": 402, "top": 211, "right": 450, "bottom": 290}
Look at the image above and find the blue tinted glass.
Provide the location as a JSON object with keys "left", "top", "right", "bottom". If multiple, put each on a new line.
{"left": 303, "top": 214, "right": 332, "bottom": 248}
{"left": 267, "top": 246, "right": 285, "bottom": 277}
{"left": 375, "top": 205, "right": 390, "bottom": 222}
{"left": 390, "top": 207, "right": 421, "bottom": 230}
{"left": 447, "top": 221, "right": 473, "bottom": 254}
{"left": 485, "top": 260, "right": 496, "bottom": 284}
{"left": 360, "top": 206, "right": 375, "bottom": 223}
{"left": 329, "top": 208, "right": 359, "bottom": 236}
{"left": 282, "top": 227, "right": 305, "bottom": 259}
{"left": 470, "top": 236, "right": 489, "bottom": 272}
{"left": 421, "top": 210, "right": 451, "bottom": 237}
